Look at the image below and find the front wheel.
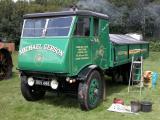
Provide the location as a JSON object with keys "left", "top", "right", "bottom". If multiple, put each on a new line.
{"left": 78, "top": 70, "right": 103, "bottom": 110}
{"left": 21, "top": 76, "right": 46, "bottom": 101}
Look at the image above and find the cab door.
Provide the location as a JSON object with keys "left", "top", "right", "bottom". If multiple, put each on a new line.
{"left": 71, "top": 16, "right": 92, "bottom": 76}
{"left": 91, "top": 18, "right": 108, "bottom": 69}
{"left": 91, "top": 18, "right": 101, "bottom": 65}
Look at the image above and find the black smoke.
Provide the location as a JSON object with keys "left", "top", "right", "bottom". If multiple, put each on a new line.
{"left": 77, "top": 0, "right": 160, "bottom": 38}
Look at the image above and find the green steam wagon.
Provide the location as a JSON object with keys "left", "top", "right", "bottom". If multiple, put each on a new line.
{"left": 18, "top": 10, "right": 149, "bottom": 110}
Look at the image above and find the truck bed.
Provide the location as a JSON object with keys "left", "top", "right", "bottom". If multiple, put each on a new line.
{"left": 108, "top": 34, "right": 149, "bottom": 67}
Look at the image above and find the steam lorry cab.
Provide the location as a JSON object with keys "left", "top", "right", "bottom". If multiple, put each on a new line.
{"left": 18, "top": 10, "right": 149, "bottom": 110}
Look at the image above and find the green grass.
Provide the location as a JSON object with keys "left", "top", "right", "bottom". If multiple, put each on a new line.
{"left": 0, "top": 52, "right": 160, "bottom": 120}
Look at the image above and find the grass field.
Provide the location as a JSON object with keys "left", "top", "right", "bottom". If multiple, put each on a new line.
{"left": 0, "top": 52, "right": 160, "bottom": 120}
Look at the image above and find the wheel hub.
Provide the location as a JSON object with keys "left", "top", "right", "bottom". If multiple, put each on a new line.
{"left": 89, "top": 79, "right": 99, "bottom": 105}
{"left": 94, "top": 89, "right": 98, "bottom": 96}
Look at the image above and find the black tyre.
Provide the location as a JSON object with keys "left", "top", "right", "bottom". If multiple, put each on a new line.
{"left": 122, "top": 63, "right": 131, "bottom": 84}
{"left": 112, "top": 71, "right": 123, "bottom": 83}
{"left": 21, "top": 76, "right": 45, "bottom": 101}
{"left": 0, "top": 49, "right": 13, "bottom": 80}
{"left": 122, "top": 70, "right": 130, "bottom": 84}
{"left": 78, "top": 70, "right": 103, "bottom": 110}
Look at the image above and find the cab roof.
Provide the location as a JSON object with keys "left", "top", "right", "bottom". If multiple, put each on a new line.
{"left": 23, "top": 10, "right": 109, "bottom": 20}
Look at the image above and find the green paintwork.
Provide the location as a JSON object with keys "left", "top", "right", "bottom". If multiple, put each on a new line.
{"left": 71, "top": 36, "right": 92, "bottom": 75}
{"left": 89, "top": 79, "right": 99, "bottom": 106}
{"left": 112, "top": 43, "right": 149, "bottom": 67}
{"left": 18, "top": 13, "right": 149, "bottom": 77}
{"left": 134, "top": 69, "right": 141, "bottom": 81}
{"left": 18, "top": 37, "right": 70, "bottom": 73}
{"left": 92, "top": 19, "right": 109, "bottom": 69}
{"left": 70, "top": 18, "right": 110, "bottom": 76}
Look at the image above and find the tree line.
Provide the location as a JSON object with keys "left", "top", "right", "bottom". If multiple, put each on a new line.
{"left": 0, "top": 0, "right": 160, "bottom": 49}
{"left": 0, "top": 0, "right": 77, "bottom": 47}
{"left": 78, "top": 0, "right": 160, "bottom": 39}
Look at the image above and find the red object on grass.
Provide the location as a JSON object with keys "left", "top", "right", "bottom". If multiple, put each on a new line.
{"left": 113, "top": 98, "right": 124, "bottom": 105}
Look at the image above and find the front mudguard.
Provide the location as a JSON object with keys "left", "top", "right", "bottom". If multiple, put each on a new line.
{"left": 77, "top": 65, "right": 106, "bottom": 101}
{"left": 77, "top": 65, "right": 103, "bottom": 81}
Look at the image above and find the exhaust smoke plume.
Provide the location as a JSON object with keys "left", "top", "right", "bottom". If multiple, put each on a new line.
{"left": 77, "top": 0, "right": 122, "bottom": 25}
{"left": 76, "top": 0, "right": 160, "bottom": 37}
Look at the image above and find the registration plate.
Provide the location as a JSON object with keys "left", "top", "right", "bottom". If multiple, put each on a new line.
{"left": 35, "top": 80, "right": 50, "bottom": 86}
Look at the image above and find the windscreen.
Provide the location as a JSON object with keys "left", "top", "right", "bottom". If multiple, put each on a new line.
{"left": 22, "top": 16, "right": 73, "bottom": 37}
{"left": 22, "top": 19, "right": 46, "bottom": 37}
{"left": 46, "top": 17, "right": 72, "bottom": 36}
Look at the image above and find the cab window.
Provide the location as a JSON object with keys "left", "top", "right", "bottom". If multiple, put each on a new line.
{"left": 46, "top": 17, "right": 73, "bottom": 36}
{"left": 22, "top": 19, "right": 46, "bottom": 37}
{"left": 94, "top": 18, "right": 99, "bottom": 36}
{"left": 74, "top": 17, "right": 90, "bottom": 36}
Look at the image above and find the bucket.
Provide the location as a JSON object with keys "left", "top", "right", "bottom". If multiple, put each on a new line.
{"left": 131, "top": 101, "right": 141, "bottom": 112}
{"left": 141, "top": 101, "right": 152, "bottom": 112}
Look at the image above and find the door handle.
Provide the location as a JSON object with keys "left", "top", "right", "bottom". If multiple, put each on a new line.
{"left": 91, "top": 39, "right": 95, "bottom": 44}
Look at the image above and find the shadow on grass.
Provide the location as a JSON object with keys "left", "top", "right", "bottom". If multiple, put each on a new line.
{"left": 39, "top": 92, "right": 79, "bottom": 108}
{"left": 38, "top": 77, "right": 127, "bottom": 109}
{"left": 104, "top": 77, "right": 128, "bottom": 97}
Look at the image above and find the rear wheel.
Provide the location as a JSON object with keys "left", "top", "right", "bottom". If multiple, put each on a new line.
{"left": 112, "top": 70, "right": 123, "bottom": 82}
{"left": 21, "top": 76, "right": 46, "bottom": 101}
{"left": 111, "top": 63, "right": 131, "bottom": 84}
{"left": 122, "top": 63, "right": 131, "bottom": 84}
{"left": 78, "top": 70, "right": 103, "bottom": 110}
